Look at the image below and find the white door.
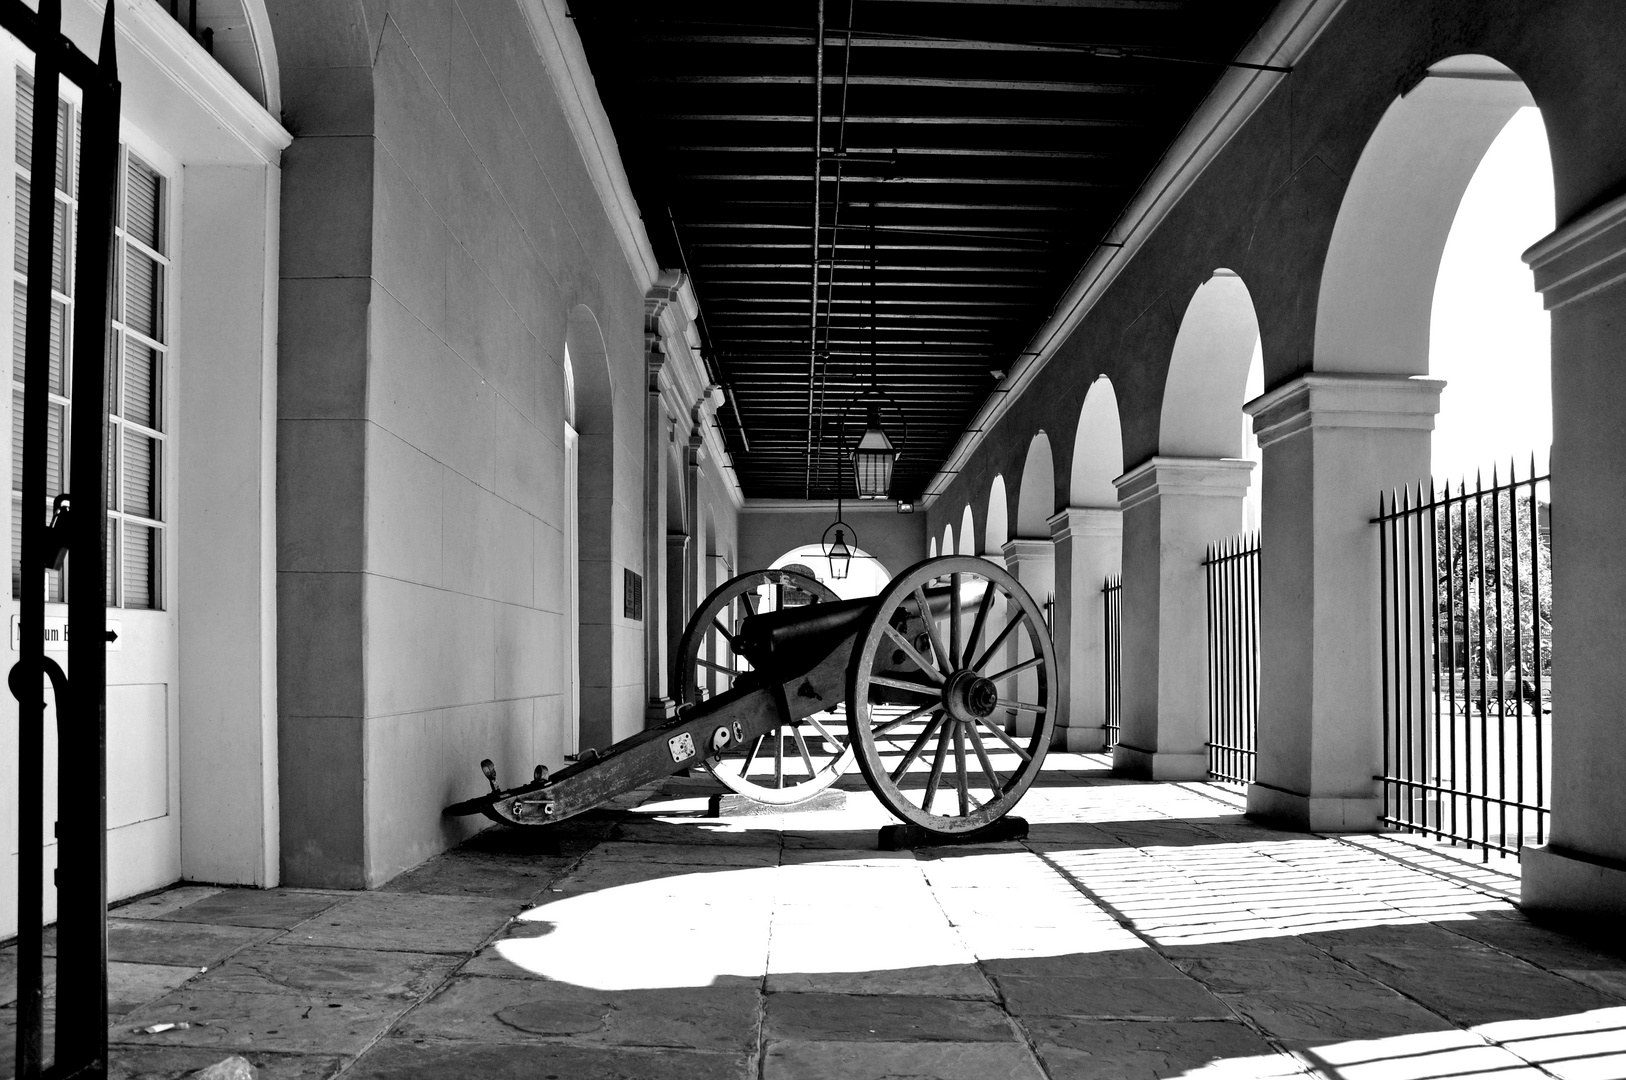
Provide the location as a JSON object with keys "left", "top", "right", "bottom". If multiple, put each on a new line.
{"left": 0, "top": 67, "right": 179, "bottom": 936}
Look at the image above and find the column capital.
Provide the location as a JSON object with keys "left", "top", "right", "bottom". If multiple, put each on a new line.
{"left": 1001, "top": 537, "right": 1055, "bottom": 566}
{"left": 1245, "top": 373, "right": 1443, "bottom": 450}
{"left": 1524, "top": 190, "right": 1626, "bottom": 310}
{"left": 1113, "top": 456, "right": 1254, "bottom": 512}
{"left": 1047, "top": 506, "right": 1121, "bottom": 541}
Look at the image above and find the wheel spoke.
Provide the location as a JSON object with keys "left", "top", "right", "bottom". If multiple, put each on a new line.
{"left": 872, "top": 701, "right": 936, "bottom": 737}
{"left": 995, "top": 699, "right": 1047, "bottom": 715}
{"left": 950, "top": 572, "right": 963, "bottom": 668}
{"left": 869, "top": 674, "right": 941, "bottom": 697}
{"left": 985, "top": 655, "right": 1043, "bottom": 684}
{"left": 774, "top": 726, "right": 785, "bottom": 787}
{"left": 922, "top": 723, "right": 953, "bottom": 813}
{"left": 882, "top": 625, "right": 945, "bottom": 684}
{"left": 953, "top": 723, "right": 970, "bottom": 816}
{"left": 971, "top": 611, "right": 1024, "bottom": 673}
{"left": 803, "top": 712, "right": 846, "bottom": 752}
{"left": 696, "top": 657, "right": 736, "bottom": 675}
{"left": 963, "top": 581, "right": 996, "bottom": 667}
{"left": 967, "top": 723, "right": 1003, "bottom": 793}
{"left": 740, "top": 734, "right": 765, "bottom": 777}
{"left": 713, "top": 617, "right": 739, "bottom": 649}
{"left": 888, "top": 712, "right": 945, "bottom": 783}
{"left": 973, "top": 713, "right": 1032, "bottom": 763}
{"left": 790, "top": 723, "right": 818, "bottom": 777}
{"left": 913, "top": 586, "right": 953, "bottom": 673}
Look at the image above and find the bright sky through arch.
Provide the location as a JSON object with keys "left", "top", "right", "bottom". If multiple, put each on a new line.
{"left": 1429, "top": 107, "right": 1553, "bottom": 486}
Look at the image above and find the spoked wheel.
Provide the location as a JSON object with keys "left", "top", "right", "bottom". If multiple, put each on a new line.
{"left": 674, "top": 568, "right": 857, "bottom": 805}
{"left": 846, "top": 555, "right": 1057, "bottom": 834}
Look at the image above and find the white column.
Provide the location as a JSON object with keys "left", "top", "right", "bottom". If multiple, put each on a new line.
{"left": 1001, "top": 538, "right": 1056, "bottom": 739}
{"left": 1244, "top": 374, "right": 1442, "bottom": 830}
{"left": 1112, "top": 457, "right": 1254, "bottom": 779}
{"left": 1048, "top": 507, "right": 1122, "bottom": 753}
{"left": 1519, "top": 194, "right": 1626, "bottom": 915}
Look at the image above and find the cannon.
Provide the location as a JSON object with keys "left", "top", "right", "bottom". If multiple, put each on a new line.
{"left": 447, "top": 555, "right": 1057, "bottom": 837}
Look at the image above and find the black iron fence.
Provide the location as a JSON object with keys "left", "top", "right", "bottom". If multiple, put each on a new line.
{"left": 1376, "top": 458, "right": 1551, "bottom": 860}
{"left": 6, "top": 2, "right": 121, "bottom": 1078}
{"left": 1102, "top": 574, "right": 1122, "bottom": 749}
{"left": 1204, "top": 533, "right": 1259, "bottom": 786}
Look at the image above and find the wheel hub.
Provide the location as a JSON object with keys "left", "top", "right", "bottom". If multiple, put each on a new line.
{"left": 943, "top": 669, "right": 999, "bottom": 722}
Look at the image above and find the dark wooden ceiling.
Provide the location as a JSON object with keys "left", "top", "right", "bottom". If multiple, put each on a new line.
{"left": 571, "top": 0, "right": 1277, "bottom": 501}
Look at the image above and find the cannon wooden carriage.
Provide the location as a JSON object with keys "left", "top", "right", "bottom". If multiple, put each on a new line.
{"left": 447, "top": 555, "right": 1058, "bottom": 837}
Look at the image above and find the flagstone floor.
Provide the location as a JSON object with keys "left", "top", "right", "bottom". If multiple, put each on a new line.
{"left": 5, "top": 754, "right": 1626, "bottom": 1079}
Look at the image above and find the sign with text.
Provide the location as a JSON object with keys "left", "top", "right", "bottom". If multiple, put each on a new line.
{"left": 9, "top": 615, "right": 122, "bottom": 651}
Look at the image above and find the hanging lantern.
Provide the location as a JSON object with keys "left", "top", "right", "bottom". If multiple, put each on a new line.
{"left": 851, "top": 405, "right": 897, "bottom": 500}
{"left": 821, "top": 521, "right": 854, "bottom": 581}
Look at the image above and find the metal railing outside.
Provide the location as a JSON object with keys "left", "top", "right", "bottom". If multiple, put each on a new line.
{"left": 1375, "top": 458, "right": 1551, "bottom": 860}
{"left": 1204, "top": 533, "right": 1259, "bottom": 786}
{"left": 1102, "top": 574, "right": 1122, "bottom": 749}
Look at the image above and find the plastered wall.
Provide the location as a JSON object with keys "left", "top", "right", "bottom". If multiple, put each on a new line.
{"left": 272, "top": 0, "right": 665, "bottom": 887}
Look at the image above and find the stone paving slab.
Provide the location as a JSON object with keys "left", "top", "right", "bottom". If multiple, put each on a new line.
{"left": 981, "top": 947, "right": 1186, "bottom": 980}
{"left": 113, "top": 887, "right": 227, "bottom": 921}
{"left": 186, "top": 943, "right": 460, "bottom": 1002}
{"left": 154, "top": 890, "right": 345, "bottom": 930}
{"left": 391, "top": 974, "right": 759, "bottom": 1051}
{"left": 762, "top": 1039, "right": 1047, "bottom": 1080}
{"left": 1328, "top": 943, "right": 1622, "bottom": 1026}
{"left": 108, "top": 962, "right": 202, "bottom": 1017}
{"left": 344, "top": 1038, "right": 753, "bottom": 1079}
{"left": 1027, "top": 1018, "right": 1299, "bottom": 1079}
{"left": 378, "top": 851, "right": 570, "bottom": 902}
{"left": 1223, "top": 983, "right": 1458, "bottom": 1048}
{"left": 765, "top": 964, "right": 998, "bottom": 999}
{"left": 996, "top": 974, "right": 1233, "bottom": 1020}
{"left": 108, "top": 987, "right": 409, "bottom": 1056}
{"left": 106, "top": 1047, "right": 342, "bottom": 1080}
{"left": 764, "top": 992, "right": 1014, "bottom": 1043}
{"left": 95, "top": 920, "right": 281, "bottom": 969}
{"left": 279, "top": 892, "right": 518, "bottom": 955}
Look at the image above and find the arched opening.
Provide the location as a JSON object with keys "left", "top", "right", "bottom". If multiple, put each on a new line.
{"left": 1016, "top": 434, "right": 1055, "bottom": 538}
{"left": 984, "top": 476, "right": 1009, "bottom": 556}
{"left": 959, "top": 505, "right": 977, "bottom": 556}
{"left": 1160, "top": 269, "right": 1262, "bottom": 465}
{"left": 1429, "top": 106, "right": 1553, "bottom": 480}
{"left": 929, "top": 537, "right": 938, "bottom": 559}
{"left": 562, "top": 346, "right": 580, "bottom": 758}
{"left": 769, "top": 543, "right": 892, "bottom": 601}
{"left": 566, "top": 305, "right": 617, "bottom": 749}
{"left": 665, "top": 445, "right": 688, "bottom": 703}
{"left": 1071, "top": 376, "right": 1123, "bottom": 508}
{"left": 942, "top": 523, "right": 955, "bottom": 557}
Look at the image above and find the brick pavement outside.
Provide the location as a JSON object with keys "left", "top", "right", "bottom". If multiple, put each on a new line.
{"left": 3, "top": 754, "right": 1625, "bottom": 1079}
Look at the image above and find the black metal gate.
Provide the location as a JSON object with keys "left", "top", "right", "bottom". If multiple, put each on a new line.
{"left": 7, "top": 2, "right": 121, "bottom": 1077}
{"left": 1375, "top": 459, "right": 1551, "bottom": 859}
{"left": 1101, "top": 574, "right": 1121, "bottom": 750}
{"left": 1204, "top": 534, "right": 1259, "bottom": 786}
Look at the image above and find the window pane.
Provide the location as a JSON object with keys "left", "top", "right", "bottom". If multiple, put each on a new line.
{"left": 12, "top": 177, "right": 25, "bottom": 274}
{"left": 122, "top": 428, "right": 156, "bottom": 519}
{"left": 10, "top": 388, "right": 20, "bottom": 491}
{"left": 49, "top": 300, "right": 64, "bottom": 394}
{"left": 54, "top": 99, "right": 69, "bottom": 194}
{"left": 123, "top": 246, "right": 160, "bottom": 341}
{"left": 125, "top": 156, "right": 161, "bottom": 253}
{"left": 122, "top": 520, "right": 154, "bottom": 609}
{"left": 105, "top": 514, "right": 115, "bottom": 607}
{"left": 45, "top": 401, "right": 62, "bottom": 498}
{"left": 51, "top": 198, "right": 67, "bottom": 294}
{"left": 123, "top": 338, "right": 159, "bottom": 429}
{"left": 15, "top": 69, "right": 30, "bottom": 169}
{"left": 9, "top": 495, "right": 18, "bottom": 599}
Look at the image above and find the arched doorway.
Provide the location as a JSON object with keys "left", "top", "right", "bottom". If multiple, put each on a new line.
{"left": 958, "top": 505, "right": 976, "bottom": 556}
{"left": 984, "top": 476, "right": 1009, "bottom": 558}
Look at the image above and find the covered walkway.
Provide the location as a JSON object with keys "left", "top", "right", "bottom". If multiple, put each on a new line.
{"left": 7, "top": 757, "right": 1623, "bottom": 1079}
